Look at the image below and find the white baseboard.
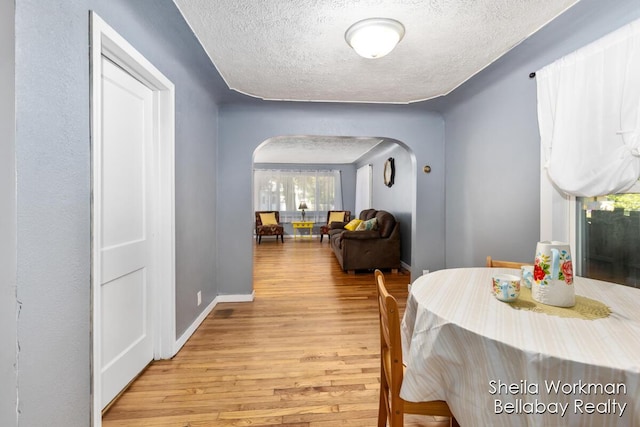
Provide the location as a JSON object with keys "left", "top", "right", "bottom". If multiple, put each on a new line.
{"left": 215, "top": 292, "right": 255, "bottom": 303}
{"left": 173, "top": 291, "right": 255, "bottom": 354}
{"left": 401, "top": 260, "right": 411, "bottom": 272}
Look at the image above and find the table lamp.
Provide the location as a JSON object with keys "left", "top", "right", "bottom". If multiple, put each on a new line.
{"left": 298, "top": 202, "right": 308, "bottom": 221}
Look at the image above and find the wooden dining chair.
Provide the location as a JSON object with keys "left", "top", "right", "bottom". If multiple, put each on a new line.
{"left": 486, "top": 255, "right": 532, "bottom": 269}
{"left": 375, "top": 270, "right": 459, "bottom": 427}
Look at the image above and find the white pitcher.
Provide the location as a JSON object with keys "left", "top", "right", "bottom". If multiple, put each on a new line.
{"left": 532, "top": 241, "right": 575, "bottom": 307}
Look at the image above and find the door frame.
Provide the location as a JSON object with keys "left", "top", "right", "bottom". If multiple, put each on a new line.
{"left": 90, "top": 12, "right": 176, "bottom": 425}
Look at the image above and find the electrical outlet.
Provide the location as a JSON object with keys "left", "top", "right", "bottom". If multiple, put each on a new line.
{"left": 423, "top": 269, "right": 430, "bottom": 275}
{"left": 197, "top": 291, "right": 202, "bottom": 306}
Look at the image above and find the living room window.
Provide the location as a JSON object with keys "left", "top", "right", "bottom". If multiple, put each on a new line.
{"left": 254, "top": 169, "right": 343, "bottom": 222}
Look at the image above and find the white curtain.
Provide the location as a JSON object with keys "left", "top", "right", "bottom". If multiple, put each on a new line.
{"left": 253, "top": 169, "right": 342, "bottom": 222}
{"left": 355, "top": 164, "right": 372, "bottom": 216}
{"left": 536, "top": 18, "right": 640, "bottom": 197}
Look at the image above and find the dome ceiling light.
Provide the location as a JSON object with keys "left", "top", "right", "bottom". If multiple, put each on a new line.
{"left": 345, "top": 18, "right": 405, "bottom": 59}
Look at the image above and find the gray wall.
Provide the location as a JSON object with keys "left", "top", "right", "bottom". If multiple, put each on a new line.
{"left": 219, "top": 103, "right": 445, "bottom": 292}
{"left": 13, "top": 0, "right": 222, "bottom": 424}
{"left": 1, "top": 0, "right": 17, "bottom": 425}
{"left": 436, "top": 0, "right": 640, "bottom": 268}
{"left": 356, "top": 142, "right": 414, "bottom": 265}
{"left": 15, "top": 2, "right": 92, "bottom": 425}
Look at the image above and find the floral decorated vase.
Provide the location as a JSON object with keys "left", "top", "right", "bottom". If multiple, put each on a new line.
{"left": 532, "top": 241, "right": 575, "bottom": 307}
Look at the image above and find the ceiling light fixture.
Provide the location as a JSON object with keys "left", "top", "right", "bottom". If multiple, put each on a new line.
{"left": 345, "top": 18, "right": 405, "bottom": 59}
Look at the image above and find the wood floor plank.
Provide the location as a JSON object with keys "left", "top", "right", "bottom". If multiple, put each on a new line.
{"left": 103, "top": 238, "right": 442, "bottom": 426}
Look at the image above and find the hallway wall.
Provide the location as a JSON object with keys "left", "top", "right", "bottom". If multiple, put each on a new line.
{"left": 0, "top": 0, "right": 17, "bottom": 424}
{"left": 13, "top": 1, "right": 223, "bottom": 424}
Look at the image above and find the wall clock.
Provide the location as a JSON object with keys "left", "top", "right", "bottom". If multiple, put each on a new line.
{"left": 384, "top": 157, "right": 395, "bottom": 187}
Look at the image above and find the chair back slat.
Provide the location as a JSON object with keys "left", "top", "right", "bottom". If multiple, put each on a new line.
{"left": 486, "top": 256, "right": 532, "bottom": 269}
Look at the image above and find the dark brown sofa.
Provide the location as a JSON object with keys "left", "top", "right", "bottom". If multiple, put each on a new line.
{"left": 328, "top": 209, "right": 401, "bottom": 274}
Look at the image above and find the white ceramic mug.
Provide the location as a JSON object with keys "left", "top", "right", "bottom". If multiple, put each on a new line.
{"left": 492, "top": 274, "right": 520, "bottom": 302}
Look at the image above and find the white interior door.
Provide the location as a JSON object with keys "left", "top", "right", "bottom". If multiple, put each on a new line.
{"left": 91, "top": 13, "right": 176, "bottom": 424}
{"left": 99, "top": 57, "right": 154, "bottom": 408}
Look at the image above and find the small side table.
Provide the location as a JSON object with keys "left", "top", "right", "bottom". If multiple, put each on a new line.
{"left": 292, "top": 221, "right": 314, "bottom": 239}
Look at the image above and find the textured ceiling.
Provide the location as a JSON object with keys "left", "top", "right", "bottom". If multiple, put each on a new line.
{"left": 254, "top": 136, "right": 384, "bottom": 164}
{"left": 174, "top": 0, "right": 578, "bottom": 104}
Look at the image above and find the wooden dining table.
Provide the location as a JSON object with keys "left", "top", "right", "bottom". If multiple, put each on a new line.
{"left": 400, "top": 267, "right": 640, "bottom": 426}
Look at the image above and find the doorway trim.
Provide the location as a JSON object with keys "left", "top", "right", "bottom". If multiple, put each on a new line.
{"left": 90, "top": 12, "right": 176, "bottom": 426}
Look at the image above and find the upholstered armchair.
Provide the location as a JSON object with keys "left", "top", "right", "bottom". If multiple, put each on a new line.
{"left": 320, "top": 210, "right": 351, "bottom": 242}
{"left": 255, "top": 211, "right": 284, "bottom": 244}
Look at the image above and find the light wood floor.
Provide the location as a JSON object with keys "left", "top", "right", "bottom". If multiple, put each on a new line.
{"left": 103, "top": 238, "right": 446, "bottom": 426}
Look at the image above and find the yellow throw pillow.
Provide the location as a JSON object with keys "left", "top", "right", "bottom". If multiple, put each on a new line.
{"left": 328, "top": 211, "right": 346, "bottom": 224}
{"left": 259, "top": 212, "right": 278, "bottom": 225}
{"left": 344, "top": 219, "right": 362, "bottom": 231}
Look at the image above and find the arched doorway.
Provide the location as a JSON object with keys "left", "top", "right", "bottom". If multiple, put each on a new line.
{"left": 251, "top": 134, "right": 417, "bottom": 280}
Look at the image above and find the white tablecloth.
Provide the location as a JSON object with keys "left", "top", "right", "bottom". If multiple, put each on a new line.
{"left": 400, "top": 267, "right": 640, "bottom": 426}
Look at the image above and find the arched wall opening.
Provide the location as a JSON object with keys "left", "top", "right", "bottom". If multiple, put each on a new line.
{"left": 250, "top": 134, "right": 418, "bottom": 285}
{"left": 216, "top": 104, "right": 446, "bottom": 297}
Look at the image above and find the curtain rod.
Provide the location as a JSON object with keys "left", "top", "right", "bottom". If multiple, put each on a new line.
{"left": 529, "top": 72, "right": 536, "bottom": 79}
